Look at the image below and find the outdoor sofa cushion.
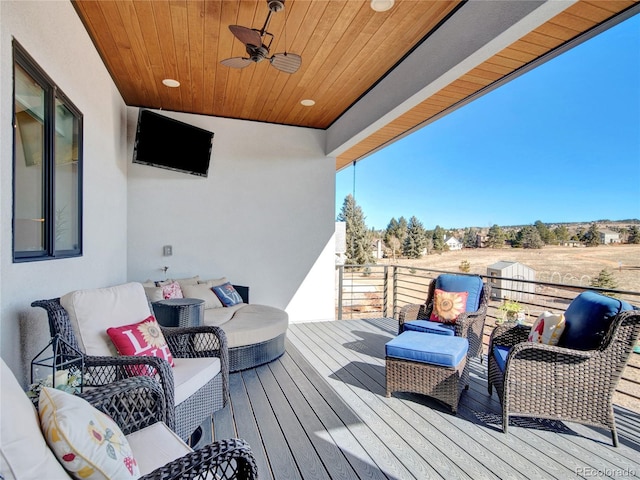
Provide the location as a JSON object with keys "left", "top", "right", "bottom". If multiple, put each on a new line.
{"left": 559, "top": 291, "right": 633, "bottom": 350}
{"left": 0, "top": 360, "right": 70, "bottom": 479}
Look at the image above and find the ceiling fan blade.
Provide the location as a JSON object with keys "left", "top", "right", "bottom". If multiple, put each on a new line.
{"left": 220, "top": 57, "right": 253, "bottom": 69}
{"left": 270, "top": 53, "right": 302, "bottom": 74}
{"left": 229, "top": 25, "right": 262, "bottom": 47}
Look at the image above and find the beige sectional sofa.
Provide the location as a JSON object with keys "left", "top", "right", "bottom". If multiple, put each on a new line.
{"left": 144, "top": 276, "right": 289, "bottom": 372}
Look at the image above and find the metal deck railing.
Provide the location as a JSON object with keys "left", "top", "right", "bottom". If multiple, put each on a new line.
{"left": 336, "top": 264, "right": 640, "bottom": 411}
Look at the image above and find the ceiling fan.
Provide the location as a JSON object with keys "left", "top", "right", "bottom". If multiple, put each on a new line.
{"left": 221, "top": 0, "right": 302, "bottom": 74}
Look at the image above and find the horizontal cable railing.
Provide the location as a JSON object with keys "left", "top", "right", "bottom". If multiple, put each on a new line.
{"left": 336, "top": 264, "right": 640, "bottom": 412}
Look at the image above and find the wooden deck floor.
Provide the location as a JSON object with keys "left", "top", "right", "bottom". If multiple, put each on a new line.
{"left": 208, "top": 318, "right": 640, "bottom": 479}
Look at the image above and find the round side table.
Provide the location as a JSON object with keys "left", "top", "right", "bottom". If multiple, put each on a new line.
{"left": 152, "top": 298, "right": 204, "bottom": 328}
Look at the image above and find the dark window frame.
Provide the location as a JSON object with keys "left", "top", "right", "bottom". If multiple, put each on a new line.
{"left": 12, "top": 40, "right": 83, "bottom": 262}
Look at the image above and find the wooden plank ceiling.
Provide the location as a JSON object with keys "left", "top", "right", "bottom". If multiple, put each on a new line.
{"left": 72, "top": 0, "right": 637, "bottom": 171}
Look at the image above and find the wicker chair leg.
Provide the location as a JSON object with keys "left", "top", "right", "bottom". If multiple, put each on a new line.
{"left": 611, "top": 428, "right": 619, "bottom": 447}
{"left": 502, "top": 408, "right": 509, "bottom": 434}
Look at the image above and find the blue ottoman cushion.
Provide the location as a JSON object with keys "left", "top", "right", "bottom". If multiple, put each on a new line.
{"left": 492, "top": 345, "right": 511, "bottom": 372}
{"left": 404, "top": 320, "right": 455, "bottom": 336}
{"left": 559, "top": 291, "right": 633, "bottom": 351}
{"left": 435, "top": 274, "right": 483, "bottom": 312}
{"left": 385, "top": 331, "right": 468, "bottom": 368}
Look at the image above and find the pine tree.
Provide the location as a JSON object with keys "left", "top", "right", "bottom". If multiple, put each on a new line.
{"left": 336, "top": 194, "right": 374, "bottom": 265}
{"left": 462, "top": 228, "right": 478, "bottom": 248}
{"left": 432, "top": 225, "right": 446, "bottom": 253}
{"left": 487, "top": 224, "right": 506, "bottom": 248}
{"left": 402, "top": 216, "right": 427, "bottom": 259}
{"left": 516, "top": 225, "right": 544, "bottom": 249}
{"left": 584, "top": 223, "right": 601, "bottom": 247}
{"left": 628, "top": 225, "right": 640, "bottom": 244}
{"left": 590, "top": 269, "right": 618, "bottom": 297}
{"left": 554, "top": 225, "right": 570, "bottom": 244}
{"left": 534, "top": 220, "right": 556, "bottom": 245}
{"left": 384, "top": 217, "right": 407, "bottom": 259}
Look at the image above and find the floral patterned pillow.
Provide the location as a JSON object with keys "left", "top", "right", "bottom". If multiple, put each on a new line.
{"left": 107, "top": 315, "right": 174, "bottom": 374}
{"left": 161, "top": 281, "right": 183, "bottom": 300}
{"left": 429, "top": 289, "right": 469, "bottom": 324}
{"left": 39, "top": 387, "right": 140, "bottom": 480}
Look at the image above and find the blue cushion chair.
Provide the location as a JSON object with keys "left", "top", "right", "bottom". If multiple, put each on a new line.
{"left": 399, "top": 274, "right": 491, "bottom": 361}
{"left": 487, "top": 291, "right": 639, "bottom": 446}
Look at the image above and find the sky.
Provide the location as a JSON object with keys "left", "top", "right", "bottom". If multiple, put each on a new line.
{"left": 336, "top": 13, "right": 640, "bottom": 231}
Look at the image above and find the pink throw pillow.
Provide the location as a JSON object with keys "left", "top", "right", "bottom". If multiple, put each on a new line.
{"left": 106, "top": 316, "right": 174, "bottom": 375}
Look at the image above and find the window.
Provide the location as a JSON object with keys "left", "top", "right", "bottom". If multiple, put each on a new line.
{"left": 13, "top": 41, "right": 82, "bottom": 261}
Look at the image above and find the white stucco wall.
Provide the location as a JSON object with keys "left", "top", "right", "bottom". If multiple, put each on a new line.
{"left": 126, "top": 108, "right": 336, "bottom": 323}
{"left": 0, "top": 1, "right": 129, "bottom": 381}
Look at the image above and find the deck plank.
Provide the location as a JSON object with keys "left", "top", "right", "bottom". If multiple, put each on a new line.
{"left": 211, "top": 318, "right": 640, "bottom": 479}
{"left": 241, "top": 369, "right": 302, "bottom": 479}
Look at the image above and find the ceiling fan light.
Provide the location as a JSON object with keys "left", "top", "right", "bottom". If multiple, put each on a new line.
{"left": 370, "top": 0, "right": 394, "bottom": 12}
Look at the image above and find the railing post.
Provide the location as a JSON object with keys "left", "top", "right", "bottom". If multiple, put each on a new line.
{"left": 337, "top": 265, "right": 344, "bottom": 320}
{"left": 392, "top": 266, "right": 398, "bottom": 319}
{"left": 383, "top": 265, "right": 388, "bottom": 318}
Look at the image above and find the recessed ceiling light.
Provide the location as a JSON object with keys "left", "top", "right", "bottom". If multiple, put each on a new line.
{"left": 370, "top": 0, "right": 394, "bottom": 12}
{"left": 301, "top": 99, "right": 315, "bottom": 107}
{"left": 162, "top": 78, "right": 180, "bottom": 88}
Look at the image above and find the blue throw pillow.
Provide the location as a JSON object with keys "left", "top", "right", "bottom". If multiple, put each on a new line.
{"left": 559, "top": 291, "right": 633, "bottom": 350}
{"left": 435, "top": 274, "right": 483, "bottom": 312}
{"left": 211, "top": 282, "right": 244, "bottom": 307}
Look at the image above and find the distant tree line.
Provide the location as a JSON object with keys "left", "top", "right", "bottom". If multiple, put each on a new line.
{"left": 337, "top": 195, "right": 640, "bottom": 265}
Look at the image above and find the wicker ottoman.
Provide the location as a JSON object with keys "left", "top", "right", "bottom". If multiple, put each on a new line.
{"left": 385, "top": 331, "right": 469, "bottom": 413}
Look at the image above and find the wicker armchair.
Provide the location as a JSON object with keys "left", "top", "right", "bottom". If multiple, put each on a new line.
{"left": 488, "top": 305, "right": 640, "bottom": 447}
{"left": 399, "top": 274, "right": 491, "bottom": 360}
{"left": 32, "top": 284, "right": 229, "bottom": 442}
{"left": 81, "top": 376, "right": 257, "bottom": 479}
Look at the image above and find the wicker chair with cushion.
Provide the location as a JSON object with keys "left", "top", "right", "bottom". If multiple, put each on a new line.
{"left": 31, "top": 282, "right": 229, "bottom": 441}
{"left": 488, "top": 291, "right": 640, "bottom": 446}
{"left": 0, "top": 359, "right": 257, "bottom": 480}
{"left": 398, "top": 274, "right": 491, "bottom": 360}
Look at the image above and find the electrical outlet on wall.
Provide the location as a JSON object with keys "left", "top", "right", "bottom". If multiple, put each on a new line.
{"left": 163, "top": 245, "right": 172, "bottom": 256}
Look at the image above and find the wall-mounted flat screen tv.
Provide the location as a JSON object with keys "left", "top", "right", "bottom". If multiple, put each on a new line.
{"left": 133, "top": 109, "right": 214, "bottom": 177}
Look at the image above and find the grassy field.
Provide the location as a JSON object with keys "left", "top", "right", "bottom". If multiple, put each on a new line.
{"left": 378, "top": 243, "right": 640, "bottom": 292}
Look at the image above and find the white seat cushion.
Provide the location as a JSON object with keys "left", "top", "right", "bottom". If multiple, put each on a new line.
{"left": 60, "top": 282, "right": 153, "bottom": 356}
{"left": 202, "top": 302, "right": 245, "bottom": 327}
{"left": 0, "top": 360, "right": 70, "bottom": 480}
{"left": 172, "top": 357, "right": 221, "bottom": 405}
{"left": 220, "top": 304, "right": 289, "bottom": 348}
{"left": 126, "top": 422, "right": 192, "bottom": 476}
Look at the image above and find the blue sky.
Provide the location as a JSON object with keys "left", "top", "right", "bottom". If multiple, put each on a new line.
{"left": 336, "top": 14, "right": 640, "bottom": 231}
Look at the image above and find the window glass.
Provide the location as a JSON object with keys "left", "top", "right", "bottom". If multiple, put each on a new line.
{"left": 13, "top": 42, "right": 82, "bottom": 261}
{"left": 54, "top": 99, "right": 80, "bottom": 252}
{"left": 14, "top": 64, "right": 46, "bottom": 253}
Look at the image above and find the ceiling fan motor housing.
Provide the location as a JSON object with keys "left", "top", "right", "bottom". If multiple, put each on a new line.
{"left": 248, "top": 44, "right": 269, "bottom": 62}
{"left": 268, "top": 0, "right": 285, "bottom": 13}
